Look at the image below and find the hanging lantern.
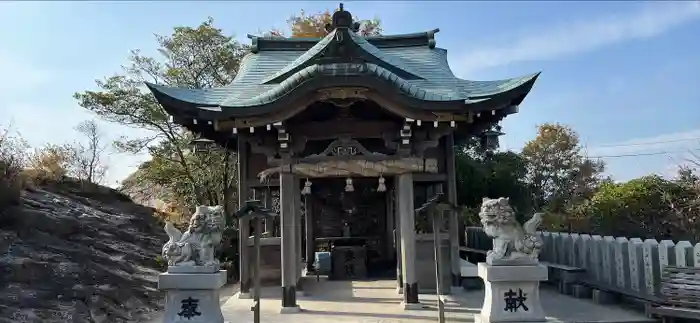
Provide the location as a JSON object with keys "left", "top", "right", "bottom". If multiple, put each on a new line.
{"left": 301, "top": 179, "right": 312, "bottom": 195}
{"left": 481, "top": 128, "right": 505, "bottom": 150}
{"left": 345, "top": 177, "right": 354, "bottom": 192}
{"left": 377, "top": 175, "right": 386, "bottom": 192}
{"left": 189, "top": 137, "right": 215, "bottom": 154}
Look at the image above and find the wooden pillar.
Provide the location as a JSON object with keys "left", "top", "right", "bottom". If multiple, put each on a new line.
{"left": 445, "top": 133, "right": 461, "bottom": 287}
{"left": 398, "top": 173, "right": 419, "bottom": 308}
{"left": 238, "top": 138, "right": 251, "bottom": 298}
{"left": 294, "top": 182, "right": 303, "bottom": 289}
{"left": 280, "top": 172, "right": 300, "bottom": 312}
{"left": 393, "top": 186, "right": 403, "bottom": 293}
{"left": 385, "top": 184, "right": 395, "bottom": 265}
{"left": 305, "top": 196, "right": 315, "bottom": 272}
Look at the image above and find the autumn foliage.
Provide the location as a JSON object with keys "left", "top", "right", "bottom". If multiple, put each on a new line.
{"left": 277, "top": 9, "right": 383, "bottom": 38}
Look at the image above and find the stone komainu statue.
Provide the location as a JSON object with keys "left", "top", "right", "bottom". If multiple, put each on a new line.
{"left": 479, "top": 197, "right": 543, "bottom": 265}
{"left": 162, "top": 205, "right": 225, "bottom": 271}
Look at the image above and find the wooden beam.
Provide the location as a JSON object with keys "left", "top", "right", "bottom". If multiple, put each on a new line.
{"left": 249, "top": 178, "right": 280, "bottom": 188}
{"left": 413, "top": 173, "right": 447, "bottom": 182}
{"left": 288, "top": 121, "right": 400, "bottom": 140}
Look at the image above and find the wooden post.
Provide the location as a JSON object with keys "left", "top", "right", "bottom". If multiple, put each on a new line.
{"left": 386, "top": 182, "right": 395, "bottom": 262}
{"left": 294, "top": 183, "right": 303, "bottom": 289}
{"left": 305, "top": 196, "right": 315, "bottom": 272}
{"left": 238, "top": 138, "right": 251, "bottom": 297}
{"left": 235, "top": 200, "right": 277, "bottom": 323}
{"left": 398, "top": 173, "right": 419, "bottom": 308}
{"left": 393, "top": 186, "right": 404, "bottom": 293}
{"left": 280, "top": 172, "right": 300, "bottom": 312}
{"left": 431, "top": 208, "right": 446, "bottom": 323}
{"left": 445, "top": 133, "right": 461, "bottom": 286}
{"left": 252, "top": 216, "right": 262, "bottom": 323}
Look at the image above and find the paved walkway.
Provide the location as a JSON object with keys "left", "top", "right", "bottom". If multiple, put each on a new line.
{"left": 220, "top": 278, "right": 653, "bottom": 323}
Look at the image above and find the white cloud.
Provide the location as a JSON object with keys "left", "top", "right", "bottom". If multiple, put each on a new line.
{"left": 458, "top": 1, "right": 700, "bottom": 74}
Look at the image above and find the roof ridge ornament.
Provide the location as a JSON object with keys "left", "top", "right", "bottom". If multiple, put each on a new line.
{"left": 325, "top": 3, "right": 360, "bottom": 33}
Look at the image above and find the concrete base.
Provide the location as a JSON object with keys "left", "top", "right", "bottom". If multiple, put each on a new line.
{"left": 592, "top": 289, "right": 618, "bottom": 305}
{"left": 476, "top": 263, "right": 548, "bottom": 323}
{"left": 167, "top": 265, "right": 220, "bottom": 274}
{"left": 158, "top": 271, "right": 227, "bottom": 323}
{"left": 279, "top": 306, "right": 302, "bottom": 314}
{"left": 572, "top": 284, "right": 593, "bottom": 299}
{"left": 401, "top": 302, "right": 424, "bottom": 310}
{"left": 236, "top": 292, "right": 251, "bottom": 299}
{"left": 461, "top": 277, "right": 483, "bottom": 290}
{"left": 460, "top": 259, "right": 478, "bottom": 277}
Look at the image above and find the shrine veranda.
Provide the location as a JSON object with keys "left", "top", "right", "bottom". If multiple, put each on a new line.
{"left": 147, "top": 4, "right": 540, "bottom": 312}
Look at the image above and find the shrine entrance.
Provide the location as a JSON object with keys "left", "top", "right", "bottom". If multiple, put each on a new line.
{"left": 307, "top": 177, "right": 396, "bottom": 279}
{"left": 147, "top": 3, "right": 540, "bottom": 312}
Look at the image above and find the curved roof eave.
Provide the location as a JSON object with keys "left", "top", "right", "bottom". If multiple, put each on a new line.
{"left": 220, "top": 64, "right": 460, "bottom": 108}
{"left": 145, "top": 82, "right": 221, "bottom": 107}
{"left": 463, "top": 72, "right": 541, "bottom": 100}
{"left": 145, "top": 69, "right": 541, "bottom": 121}
{"left": 145, "top": 69, "right": 465, "bottom": 120}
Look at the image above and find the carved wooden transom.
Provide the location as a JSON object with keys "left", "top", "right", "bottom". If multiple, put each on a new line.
{"left": 309, "top": 136, "right": 385, "bottom": 159}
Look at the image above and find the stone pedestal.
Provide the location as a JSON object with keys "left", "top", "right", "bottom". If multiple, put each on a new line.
{"left": 475, "top": 263, "right": 547, "bottom": 323}
{"left": 158, "top": 270, "right": 227, "bottom": 323}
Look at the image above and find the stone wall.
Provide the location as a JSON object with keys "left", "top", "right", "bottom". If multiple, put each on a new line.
{"left": 465, "top": 226, "right": 700, "bottom": 300}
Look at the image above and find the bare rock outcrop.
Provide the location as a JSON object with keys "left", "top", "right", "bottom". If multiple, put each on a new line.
{"left": 0, "top": 181, "right": 167, "bottom": 323}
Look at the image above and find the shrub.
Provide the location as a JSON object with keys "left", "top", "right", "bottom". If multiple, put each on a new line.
{"left": 0, "top": 160, "right": 24, "bottom": 209}
{"left": 24, "top": 144, "right": 76, "bottom": 185}
{"left": 0, "top": 127, "right": 29, "bottom": 210}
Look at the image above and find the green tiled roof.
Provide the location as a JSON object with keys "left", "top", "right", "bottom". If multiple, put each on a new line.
{"left": 146, "top": 28, "right": 540, "bottom": 114}
{"left": 261, "top": 29, "right": 425, "bottom": 84}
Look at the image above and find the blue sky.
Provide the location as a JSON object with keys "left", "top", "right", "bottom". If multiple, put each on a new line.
{"left": 1, "top": 1, "right": 699, "bottom": 187}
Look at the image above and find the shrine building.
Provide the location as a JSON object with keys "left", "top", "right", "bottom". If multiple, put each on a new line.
{"left": 146, "top": 4, "right": 539, "bottom": 312}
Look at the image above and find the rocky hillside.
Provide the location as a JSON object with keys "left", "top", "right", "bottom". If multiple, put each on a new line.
{"left": 0, "top": 180, "right": 168, "bottom": 323}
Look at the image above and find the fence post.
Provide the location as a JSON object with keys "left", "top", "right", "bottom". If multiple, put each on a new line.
{"left": 674, "top": 241, "right": 694, "bottom": 267}
{"left": 642, "top": 239, "right": 660, "bottom": 297}
{"left": 614, "top": 237, "right": 630, "bottom": 290}
{"left": 570, "top": 233, "right": 581, "bottom": 267}
{"left": 602, "top": 236, "right": 615, "bottom": 286}
{"left": 541, "top": 231, "right": 552, "bottom": 262}
{"left": 628, "top": 238, "right": 644, "bottom": 294}
{"left": 579, "top": 234, "right": 592, "bottom": 270}
{"left": 591, "top": 235, "right": 603, "bottom": 284}
{"left": 560, "top": 233, "right": 572, "bottom": 266}
{"left": 658, "top": 240, "right": 676, "bottom": 274}
{"left": 550, "top": 232, "right": 562, "bottom": 264}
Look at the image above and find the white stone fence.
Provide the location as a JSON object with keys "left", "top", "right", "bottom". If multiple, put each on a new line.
{"left": 464, "top": 226, "right": 700, "bottom": 300}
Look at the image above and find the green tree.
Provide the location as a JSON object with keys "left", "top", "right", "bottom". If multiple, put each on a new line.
{"left": 74, "top": 18, "right": 245, "bottom": 213}
{"left": 521, "top": 123, "right": 605, "bottom": 218}
{"left": 571, "top": 175, "right": 699, "bottom": 241}
{"left": 454, "top": 136, "right": 532, "bottom": 225}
